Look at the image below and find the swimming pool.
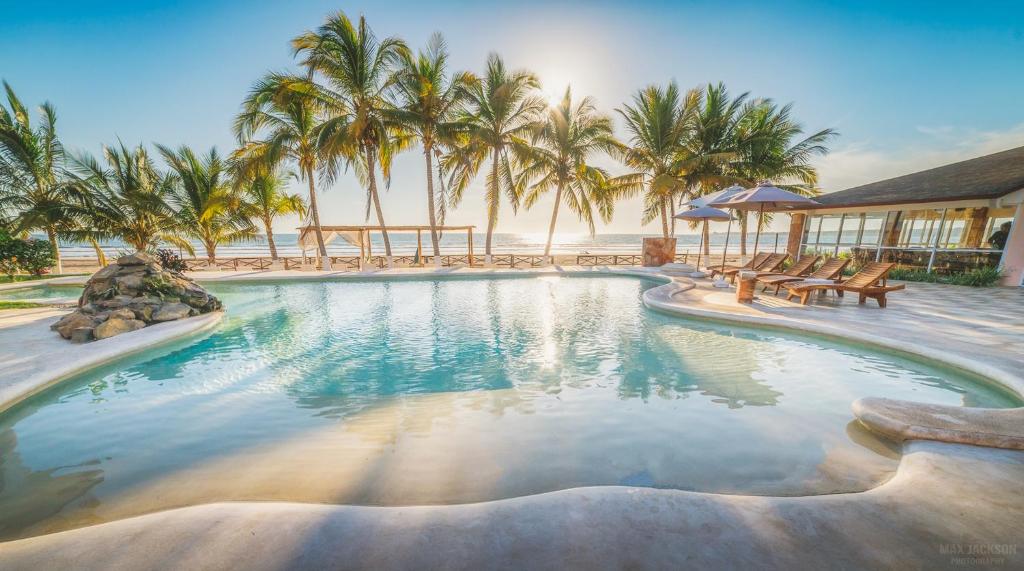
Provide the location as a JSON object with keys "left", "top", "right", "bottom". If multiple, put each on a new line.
{"left": 0, "top": 275, "right": 1017, "bottom": 539}
{"left": 0, "top": 284, "right": 80, "bottom": 302}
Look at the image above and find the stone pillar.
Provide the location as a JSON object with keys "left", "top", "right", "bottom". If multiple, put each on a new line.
{"left": 642, "top": 237, "right": 677, "bottom": 266}
{"left": 786, "top": 214, "right": 806, "bottom": 258}
{"left": 999, "top": 202, "right": 1024, "bottom": 286}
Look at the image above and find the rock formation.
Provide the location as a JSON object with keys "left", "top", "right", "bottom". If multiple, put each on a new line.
{"left": 51, "top": 252, "right": 221, "bottom": 342}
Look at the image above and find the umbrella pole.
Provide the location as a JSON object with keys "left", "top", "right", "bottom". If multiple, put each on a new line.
{"left": 753, "top": 204, "right": 764, "bottom": 259}
{"left": 721, "top": 216, "right": 732, "bottom": 269}
{"left": 697, "top": 220, "right": 705, "bottom": 269}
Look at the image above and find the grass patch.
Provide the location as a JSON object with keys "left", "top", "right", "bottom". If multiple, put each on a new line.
{"left": 0, "top": 300, "right": 45, "bottom": 310}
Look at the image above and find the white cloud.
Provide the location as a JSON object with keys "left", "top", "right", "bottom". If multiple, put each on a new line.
{"left": 816, "top": 123, "right": 1024, "bottom": 192}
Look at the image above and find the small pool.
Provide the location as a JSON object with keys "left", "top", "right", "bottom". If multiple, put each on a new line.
{"left": 0, "top": 284, "right": 81, "bottom": 302}
{"left": 0, "top": 275, "right": 1017, "bottom": 539}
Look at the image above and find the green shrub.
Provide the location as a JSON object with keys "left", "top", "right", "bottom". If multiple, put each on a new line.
{"left": 18, "top": 239, "right": 56, "bottom": 275}
{"left": 946, "top": 266, "right": 1003, "bottom": 287}
{"left": 889, "top": 266, "right": 1003, "bottom": 287}
{"left": 0, "top": 231, "right": 56, "bottom": 276}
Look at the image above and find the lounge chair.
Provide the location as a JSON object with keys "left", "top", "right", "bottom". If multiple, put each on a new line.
{"left": 721, "top": 253, "right": 789, "bottom": 284}
{"left": 784, "top": 261, "right": 904, "bottom": 307}
{"left": 708, "top": 252, "right": 770, "bottom": 279}
{"left": 756, "top": 255, "right": 819, "bottom": 280}
{"left": 758, "top": 256, "right": 845, "bottom": 294}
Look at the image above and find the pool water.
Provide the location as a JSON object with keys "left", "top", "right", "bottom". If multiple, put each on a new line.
{"left": 0, "top": 276, "right": 1017, "bottom": 539}
{"left": 0, "top": 284, "right": 81, "bottom": 301}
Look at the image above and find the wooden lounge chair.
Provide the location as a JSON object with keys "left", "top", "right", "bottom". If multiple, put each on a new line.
{"left": 708, "top": 252, "right": 770, "bottom": 279}
{"left": 723, "top": 253, "right": 789, "bottom": 283}
{"left": 758, "top": 256, "right": 845, "bottom": 294}
{"left": 756, "top": 255, "right": 819, "bottom": 280}
{"left": 784, "top": 261, "right": 905, "bottom": 307}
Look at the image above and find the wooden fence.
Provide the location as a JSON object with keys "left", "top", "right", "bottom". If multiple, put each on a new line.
{"left": 181, "top": 252, "right": 696, "bottom": 272}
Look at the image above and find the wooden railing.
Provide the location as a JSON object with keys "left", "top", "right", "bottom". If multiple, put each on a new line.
{"left": 181, "top": 252, "right": 684, "bottom": 271}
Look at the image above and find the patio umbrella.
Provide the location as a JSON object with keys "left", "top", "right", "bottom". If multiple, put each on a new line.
{"left": 673, "top": 206, "right": 732, "bottom": 270}
{"left": 692, "top": 185, "right": 746, "bottom": 270}
{"left": 714, "top": 182, "right": 819, "bottom": 260}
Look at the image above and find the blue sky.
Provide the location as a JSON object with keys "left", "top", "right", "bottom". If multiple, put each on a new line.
{"left": 3, "top": 0, "right": 1023, "bottom": 234}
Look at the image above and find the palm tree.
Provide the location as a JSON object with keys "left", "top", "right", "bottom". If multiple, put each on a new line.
{"left": 677, "top": 83, "right": 753, "bottom": 253}
{"left": 730, "top": 99, "right": 836, "bottom": 252}
{"left": 238, "top": 168, "right": 305, "bottom": 260}
{"left": 0, "top": 81, "right": 81, "bottom": 273}
{"left": 616, "top": 82, "right": 696, "bottom": 238}
{"left": 157, "top": 145, "right": 255, "bottom": 262}
{"left": 389, "top": 32, "right": 473, "bottom": 264}
{"left": 292, "top": 10, "right": 408, "bottom": 260}
{"left": 68, "top": 143, "right": 179, "bottom": 258}
{"left": 518, "top": 87, "right": 624, "bottom": 260}
{"left": 447, "top": 53, "right": 544, "bottom": 262}
{"left": 234, "top": 73, "right": 333, "bottom": 268}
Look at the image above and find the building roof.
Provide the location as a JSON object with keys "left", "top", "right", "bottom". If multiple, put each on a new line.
{"left": 810, "top": 145, "right": 1024, "bottom": 209}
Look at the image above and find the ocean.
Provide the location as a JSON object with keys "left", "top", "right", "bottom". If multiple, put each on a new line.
{"left": 52, "top": 231, "right": 794, "bottom": 259}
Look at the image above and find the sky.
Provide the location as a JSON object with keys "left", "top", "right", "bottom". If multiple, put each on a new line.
{"left": 3, "top": 0, "right": 1023, "bottom": 235}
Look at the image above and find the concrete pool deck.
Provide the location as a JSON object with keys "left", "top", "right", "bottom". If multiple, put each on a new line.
{"left": 1, "top": 265, "right": 1022, "bottom": 569}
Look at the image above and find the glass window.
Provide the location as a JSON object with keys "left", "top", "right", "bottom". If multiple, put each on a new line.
{"left": 858, "top": 213, "right": 887, "bottom": 246}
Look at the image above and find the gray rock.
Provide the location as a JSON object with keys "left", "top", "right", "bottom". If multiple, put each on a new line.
{"left": 94, "top": 318, "right": 146, "bottom": 340}
{"left": 115, "top": 273, "right": 145, "bottom": 293}
{"left": 70, "top": 327, "right": 94, "bottom": 343}
{"left": 91, "top": 264, "right": 121, "bottom": 280}
{"left": 108, "top": 308, "right": 136, "bottom": 321}
{"left": 151, "top": 302, "right": 193, "bottom": 322}
{"left": 99, "top": 295, "right": 136, "bottom": 309}
{"left": 116, "top": 252, "right": 158, "bottom": 266}
{"left": 53, "top": 313, "right": 97, "bottom": 339}
{"left": 131, "top": 306, "right": 154, "bottom": 322}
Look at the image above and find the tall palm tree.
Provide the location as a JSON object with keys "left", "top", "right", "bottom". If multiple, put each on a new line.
{"left": 677, "top": 83, "right": 754, "bottom": 253}
{"left": 616, "top": 82, "right": 696, "bottom": 238}
{"left": 234, "top": 73, "right": 333, "bottom": 267}
{"left": 389, "top": 32, "right": 473, "bottom": 264}
{"left": 518, "top": 87, "right": 624, "bottom": 260}
{"left": 730, "top": 100, "right": 836, "bottom": 252}
{"left": 157, "top": 145, "right": 255, "bottom": 262}
{"left": 0, "top": 82, "right": 81, "bottom": 273}
{"left": 68, "top": 142, "right": 179, "bottom": 257}
{"left": 292, "top": 11, "right": 408, "bottom": 260}
{"left": 447, "top": 53, "right": 544, "bottom": 262}
{"left": 237, "top": 168, "right": 305, "bottom": 260}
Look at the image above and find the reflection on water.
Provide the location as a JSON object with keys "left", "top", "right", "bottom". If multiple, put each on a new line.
{"left": 0, "top": 276, "right": 1017, "bottom": 539}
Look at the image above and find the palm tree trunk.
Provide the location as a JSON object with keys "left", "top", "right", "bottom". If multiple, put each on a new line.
{"left": 484, "top": 147, "right": 500, "bottom": 259}
{"left": 45, "top": 227, "right": 62, "bottom": 274}
{"left": 206, "top": 241, "right": 216, "bottom": 264}
{"left": 305, "top": 167, "right": 328, "bottom": 258}
{"left": 89, "top": 238, "right": 108, "bottom": 267}
{"left": 264, "top": 217, "right": 278, "bottom": 260}
{"left": 424, "top": 146, "right": 441, "bottom": 264}
{"left": 660, "top": 198, "right": 670, "bottom": 239}
{"left": 544, "top": 184, "right": 564, "bottom": 260}
{"left": 365, "top": 148, "right": 392, "bottom": 258}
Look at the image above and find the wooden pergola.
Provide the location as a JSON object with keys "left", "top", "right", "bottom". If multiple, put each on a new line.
{"left": 297, "top": 225, "right": 477, "bottom": 266}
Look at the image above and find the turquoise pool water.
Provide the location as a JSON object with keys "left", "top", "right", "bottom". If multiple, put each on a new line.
{"left": 0, "top": 284, "right": 80, "bottom": 301}
{"left": 0, "top": 275, "right": 1017, "bottom": 539}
